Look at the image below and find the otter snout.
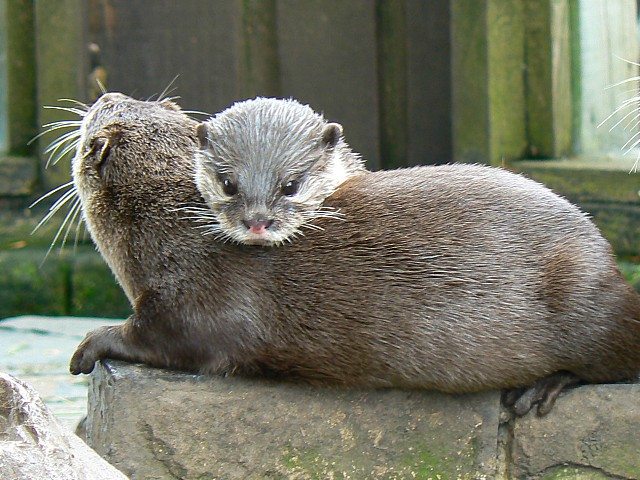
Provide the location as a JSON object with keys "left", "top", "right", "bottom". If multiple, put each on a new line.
{"left": 242, "top": 217, "right": 274, "bottom": 234}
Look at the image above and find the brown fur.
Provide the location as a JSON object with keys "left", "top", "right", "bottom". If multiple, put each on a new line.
{"left": 69, "top": 93, "right": 640, "bottom": 413}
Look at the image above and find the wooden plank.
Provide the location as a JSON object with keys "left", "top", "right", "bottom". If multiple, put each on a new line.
{"left": 277, "top": 0, "right": 380, "bottom": 169}
{"left": 239, "top": 0, "right": 281, "bottom": 98}
{"left": 0, "top": 0, "right": 8, "bottom": 153}
{"left": 524, "top": 0, "right": 572, "bottom": 158}
{"left": 452, "top": 0, "right": 527, "bottom": 165}
{"left": 487, "top": 0, "right": 527, "bottom": 164}
{"left": 2, "top": 0, "right": 37, "bottom": 156}
{"left": 575, "top": 0, "right": 639, "bottom": 156}
{"left": 87, "top": 0, "right": 243, "bottom": 116}
{"left": 376, "top": 0, "right": 407, "bottom": 169}
{"left": 451, "top": 0, "right": 490, "bottom": 164}
{"left": 35, "top": 0, "right": 87, "bottom": 190}
{"left": 406, "top": 0, "right": 452, "bottom": 166}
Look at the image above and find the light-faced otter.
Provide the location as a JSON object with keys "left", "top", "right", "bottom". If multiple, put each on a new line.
{"left": 62, "top": 93, "right": 640, "bottom": 416}
{"left": 195, "top": 97, "right": 364, "bottom": 245}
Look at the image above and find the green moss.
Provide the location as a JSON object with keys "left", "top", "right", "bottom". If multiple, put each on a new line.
{"left": 71, "top": 252, "right": 130, "bottom": 318}
{"left": 0, "top": 249, "right": 69, "bottom": 317}
{"left": 539, "top": 466, "right": 612, "bottom": 479}
{"left": 281, "top": 448, "right": 346, "bottom": 480}
{"left": 619, "top": 260, "right": 640, "bottom": 292}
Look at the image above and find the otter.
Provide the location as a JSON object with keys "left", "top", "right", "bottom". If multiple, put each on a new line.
{"left": 63, "top": 93, "right": 640, "bottom": 416}
{"left": 194, "top": 97, "right": 364, "bottom": 245}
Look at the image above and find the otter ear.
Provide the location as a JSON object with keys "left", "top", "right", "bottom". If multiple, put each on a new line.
{"left": 197, "top": 123, "right": 213, "bottom": 149}
{"left": 321, "top": 123, "right": 343, "bottom": 148}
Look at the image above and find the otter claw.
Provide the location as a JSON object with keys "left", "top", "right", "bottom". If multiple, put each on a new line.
{"left": 503, "top": 372, "right": 581, "bottom": 416}
{"left": 69, "top": 325, "right": 118, "bottom": 375}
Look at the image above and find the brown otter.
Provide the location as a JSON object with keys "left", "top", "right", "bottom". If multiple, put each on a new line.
{"left": 63, "top": 93, "right": 640, "bottom": 416}
{"left": 194, "top": 97, "right": 364, "bottom": 246}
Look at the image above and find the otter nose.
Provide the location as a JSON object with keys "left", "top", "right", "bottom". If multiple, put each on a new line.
{"left": 242, "top": 218, "right": 274, "bottom": 234}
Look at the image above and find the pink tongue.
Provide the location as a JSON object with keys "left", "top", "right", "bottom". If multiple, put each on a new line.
{"left": 249, "top": 226, "right": 266, "bottom": 235}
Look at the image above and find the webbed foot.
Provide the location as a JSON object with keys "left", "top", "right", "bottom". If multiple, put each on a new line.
{"left": 502, "top": 371, "right": 581, "bottom": 416}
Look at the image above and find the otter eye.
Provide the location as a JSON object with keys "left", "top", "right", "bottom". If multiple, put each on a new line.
{"left": 221, "top": 178, "right": 238, "bottom": 196}
{"left": 282, "top": 180, "right": 299, "bottom": 197}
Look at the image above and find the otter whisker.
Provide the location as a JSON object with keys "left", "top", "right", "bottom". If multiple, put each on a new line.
{"left": 48, "top": 136, "right": 82, "bottom": 167}
{"left": 157, "top": 75, "right": 180, "bottom": 102}
{"left": 43, "top": 130, "right": 82, "bottom": 156}
{"left": 73, "top": 207, "right": 86, "bottom": 249}
{"left": 29, "top": 180, "right": 75, "bottom": 208}
{"left": 60, "top": 198, "right": 84, "bottom": 250}
{"left": 44, "top": 196, "right": 82, "bottom": 260}
{"left": 58, "top": 98, "right": 89, "bottom": 109}
{"left": 32, "top": 187, "right": 79, "bottom": 234}
{"left": 183, "top": 110, "right": 211, "bottom": 117}
{"left": 27, "top": 120, "right": 82, "bottom": 145}
{"left": 43, "top": 105, "right": 88, "bottom": 117}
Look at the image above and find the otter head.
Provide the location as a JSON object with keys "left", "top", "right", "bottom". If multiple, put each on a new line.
{"left": 195, "top": 97, "right": 364, "bottom": 246}
{"left": 70, "top": 92, "right": 199, "bottom": 300}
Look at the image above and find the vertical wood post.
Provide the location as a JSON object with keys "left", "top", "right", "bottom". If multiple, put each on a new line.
{"left": 1, "top": 0, "right": 37, "bottom": 156}
{"left": 35, "top": 0, "right": 87, "bottom": 190}
{"left": 525, "top": 0, "right": 572, "bottom": 158}
{"left": 240, "top": 0, "right": 281, "bottom": 99}
{"left": 376, "top": 0, "right": 407, "bottom": 169}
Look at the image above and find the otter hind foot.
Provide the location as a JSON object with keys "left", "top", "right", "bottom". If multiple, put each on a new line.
{"left": 502, "top": 372, "right": 582, "bottom": 417}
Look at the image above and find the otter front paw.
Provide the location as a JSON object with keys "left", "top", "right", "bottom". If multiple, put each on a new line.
{"left": 69, "top": 326, "right": 118, "bottom": 375}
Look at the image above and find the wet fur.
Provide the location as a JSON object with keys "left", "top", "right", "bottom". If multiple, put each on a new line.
{"left": 67, "top": 94, "right": 640, "bottom": 413}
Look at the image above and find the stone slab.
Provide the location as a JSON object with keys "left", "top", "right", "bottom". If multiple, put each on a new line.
{"left": 87, "top": 360, "right": 502, "bottom": 480}
{"left": 512, "top": 383, "right": 640, "bottom": 479}
{"left": 0, "top": 315, "right": 124, "bottom": 429}
{"left": 0, "top": 370, "right": 128, "bottom": 480}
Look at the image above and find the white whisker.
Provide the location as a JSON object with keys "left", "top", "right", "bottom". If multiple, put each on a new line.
{"left": 32, "top": 187, "right": 78, "bottom": 234}
{"left": 43, "top": 105, "right": 87, "bottom": 116}
{"left": 29, "top": 180, "right": 74, "bottom": 208}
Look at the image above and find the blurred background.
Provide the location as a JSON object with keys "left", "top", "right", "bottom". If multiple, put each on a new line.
{"left": 0, "top": 0, "right": 639, "bottom": 319}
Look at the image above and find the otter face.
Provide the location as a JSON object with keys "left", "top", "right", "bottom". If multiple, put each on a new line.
{"left": 194, "top": 97, "right": 363, "bottom": 246}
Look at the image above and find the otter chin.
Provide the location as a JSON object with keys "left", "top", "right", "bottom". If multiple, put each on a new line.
{"left": 61, "top": 93, "right": 640, "bottom": 417}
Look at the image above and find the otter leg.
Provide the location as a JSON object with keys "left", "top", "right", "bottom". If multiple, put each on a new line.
{"left": 504, "top": 372, "right": 582, "bottom": 417}
{"left": 70, "top": 321, "right": 148, "bottom": 375}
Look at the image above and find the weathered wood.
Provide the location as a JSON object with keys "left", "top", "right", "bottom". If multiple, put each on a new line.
{"left": 87, "top": 0, "right": 243, "bottom": 116}
{"left": 406, "top": 0, "right": 452, "bottom": 166}
{"left": 277, "top": 0, "right": 380, "bottom": 169}
{"left": 575, "top": 0, "right": 639, "bottom": 156}
{"left": 35, "top": 0, "right": 87, "bottom": 190}
{"left": 2, "top": 0, "right": 36, "bottom": 156}
{"left": 239, "top": 0, "right": 281, "bottom": 98}
{"left": 376, "top": 0, "right": 407, "bottom": 169}
{"left": 487, "top": 0, "right": 527, "bottom": 163}
{"left": 524, "top": 0, "right": 572, "bottom": 158}
{"left": 452, "top": 0, "right": 527, "bottom": 165}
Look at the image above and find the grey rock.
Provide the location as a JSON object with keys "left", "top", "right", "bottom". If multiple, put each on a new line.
{"left": 0, "top": 370, "right": 128, "bottom": 480}
{"left": 0, "top": 315, "right": 125, "bottom": 429}
{"left": 512, "top": 383, "right": 640, "bottom": 480}
{"left": 87, "top": 360, "right": 502, "bottom": 479}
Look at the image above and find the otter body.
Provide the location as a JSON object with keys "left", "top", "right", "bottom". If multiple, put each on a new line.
{"left": 68, "top": 93, "right": 640, "bottom": 415}
{"left": 195, "top": 97, "right": 364, "bottom": 245}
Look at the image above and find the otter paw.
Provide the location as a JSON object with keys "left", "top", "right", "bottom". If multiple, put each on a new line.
{"left": 503, "top": 372, "right": 581, "bottom": 417}
{"left": 69, "top": 327, "right": 114, "bottom": 375}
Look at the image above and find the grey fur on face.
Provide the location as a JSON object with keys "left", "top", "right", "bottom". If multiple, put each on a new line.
{"left": 194, "top": 97, "right": 365, "bottom": 246}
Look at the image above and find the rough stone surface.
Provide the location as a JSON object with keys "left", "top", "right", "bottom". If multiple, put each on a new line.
{"left": 512, "top": 383, "right": 640, "bottom": 480}
{"left": 0, "top": 370, "right": 128, "bottom": 480}
{"left": 87, "top": 360, "right": 502, "bottom": 479}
